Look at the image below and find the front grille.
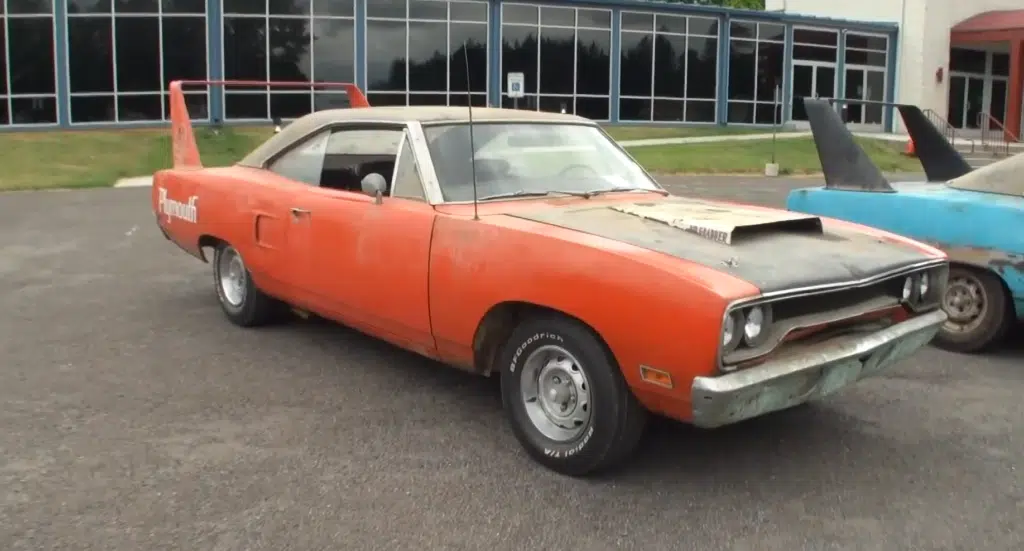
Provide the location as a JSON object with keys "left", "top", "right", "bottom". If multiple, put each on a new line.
{"left": 720, "top": 262, "right": 948, "bottom": 368}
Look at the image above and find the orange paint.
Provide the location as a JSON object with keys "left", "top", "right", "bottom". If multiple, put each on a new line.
{"left": 154, "top": 81, "right": 945, "bottom": 424}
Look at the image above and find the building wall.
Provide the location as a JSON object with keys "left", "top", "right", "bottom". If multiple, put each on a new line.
{"left": 0, "top": 0, "right": 897, "bottom": 130}
{"left": 767, "top": 0, "right": 1024, "bottom": 132}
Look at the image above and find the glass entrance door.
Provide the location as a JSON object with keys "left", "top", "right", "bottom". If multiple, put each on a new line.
{"left": 844, "top": 67, "right": 885, "bottom": 126}
{"left": 791, "top": 62, "right": 837, "bottom": 121}
{"left": 947, "top": 74, "right": 986, "bottom": 129}
{"left": 989, "top": 78, "right": 1007, "bottom": 130}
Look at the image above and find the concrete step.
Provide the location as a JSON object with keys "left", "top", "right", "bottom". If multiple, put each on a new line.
{"left": 963, "top": 157, "right": 1000, "bottom": 168}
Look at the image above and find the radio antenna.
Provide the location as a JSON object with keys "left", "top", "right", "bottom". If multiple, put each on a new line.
{"left": 463, "top": 41, "right": 480, "bottom": 221}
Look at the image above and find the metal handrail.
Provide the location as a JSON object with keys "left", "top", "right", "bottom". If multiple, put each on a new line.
{"left": 923, "top": 108, "right": 974, "bottom": 155}
{"left": 976, "top": 111, "right": 1016, "bottom": 158}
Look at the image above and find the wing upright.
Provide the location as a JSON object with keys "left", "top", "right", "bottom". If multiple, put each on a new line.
{"left": 804, "top": 98, "right": 894, "bottom": 193}
{"left": 894, "top": 104, "right": 973, "bottom": 182}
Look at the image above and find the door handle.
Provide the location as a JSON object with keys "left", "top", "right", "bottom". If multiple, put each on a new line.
{"left": 290, "top": 207, "right": 311, "bottom": 218}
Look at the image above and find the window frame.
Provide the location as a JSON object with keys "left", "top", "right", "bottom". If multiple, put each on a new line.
{"left": 419, "top": 119, "right": 664, "bottom": 204}
{"left": 260, "top": 120, "right": 444, "bottom": 204}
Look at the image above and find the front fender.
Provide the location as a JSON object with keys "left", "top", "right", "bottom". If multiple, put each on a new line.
{"left": 427, "top": 214, "right": 760, "bottom": 411}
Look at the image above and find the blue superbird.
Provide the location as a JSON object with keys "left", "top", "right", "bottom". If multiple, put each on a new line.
{"left": 786, "top": 99, "right": 1022, "bottom": 353}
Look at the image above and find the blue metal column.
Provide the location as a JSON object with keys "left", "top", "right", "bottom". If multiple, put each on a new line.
{"left": 609, "top": 8, "right": 621, "bottom": 122}
{"left": 782, "top": 23, "right": 794, "bottom": 122}
{"left": 488, "top": 0, "right": 502, "bottom": 107}
{"left": 53, "top": 0, "right": 70, "bottom": 127}
{"left": 355, "top": 0, "right": 366, "bottom": 90}
{"left": 884, "top": 28, "right": 899, "bottom": 132}
{"left": 207, "top": 0, "right": 224, "bottom": 123}
{"left": 715, "top": 13, "right": 730, "bottom": 125}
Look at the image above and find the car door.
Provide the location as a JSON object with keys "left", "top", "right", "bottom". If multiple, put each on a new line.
{"left": 259, "top": 128, "right": 334, "bottom": 303}
{"left": 282, "top": 124, "right": 439, "bottom": 357}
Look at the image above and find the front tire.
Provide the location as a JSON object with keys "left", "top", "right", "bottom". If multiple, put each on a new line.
{"left": 499, "top": 315, "right": 648, "bottom": 477}
{"left": 212, "top": 243, "right": 283, "bottom": 327}
{"left": 933, "top": 265, "right": 1010, "bottom": 353}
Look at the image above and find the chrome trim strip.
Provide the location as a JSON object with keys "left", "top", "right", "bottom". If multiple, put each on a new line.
{"left": 731, "top": 258, "right": 948, "bottom": 306}
{"left": 418, "top": 119, "right": 598, "bottom": 128}
{"left": 692, "top": 308, "right": 947, "bottom": 429}
{"left": 403, "top": 121, "right": 446, "bottom": 205}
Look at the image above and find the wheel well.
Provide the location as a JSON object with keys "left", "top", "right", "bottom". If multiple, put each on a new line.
{"left": 471, "top": 301, "right": 606, "bottom": 376}
{"left": 197, "top": 234, "right": 226, "bottom": 263}
{"left": 949, "top": 261, "right": 1016, "bottom": 316}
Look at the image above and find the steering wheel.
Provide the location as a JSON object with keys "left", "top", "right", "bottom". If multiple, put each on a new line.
{"left": 558, "top": 164, "right": 600, "bottom": 178}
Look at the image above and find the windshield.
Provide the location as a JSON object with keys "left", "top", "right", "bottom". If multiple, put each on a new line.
{"left": 422, "top": 122, "right": 661, "bottom": 202}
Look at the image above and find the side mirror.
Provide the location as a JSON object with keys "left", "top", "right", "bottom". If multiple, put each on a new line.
{"left": 360, "top": 173, "right": 387, "bottom": 204}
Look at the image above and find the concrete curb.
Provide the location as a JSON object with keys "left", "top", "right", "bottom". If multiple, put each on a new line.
{"left": 114, "top": 176, "right": 154, "bottom": 188}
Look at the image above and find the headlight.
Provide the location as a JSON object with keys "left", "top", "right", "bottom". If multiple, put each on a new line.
{"left": 902, "top": 276, "right": 914, "bottom": 301}
{"left": 723, "top": 313, "right": 735, "bottom": 346}
{"left": 743, "top": 305, "right": 773, "bottom": 345}
{"left": 919, "top": 272, "right": 929, "bottom": 297}
{"left": 722, "top": 310, "right": 743, "bottom": 351}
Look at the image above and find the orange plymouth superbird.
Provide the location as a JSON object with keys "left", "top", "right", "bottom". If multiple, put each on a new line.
{"left": 153, "top": 81, "right": 949, "bottom": 477}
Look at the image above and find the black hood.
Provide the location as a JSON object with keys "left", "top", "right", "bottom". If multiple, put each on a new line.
{"left": 507, "top": 197, "right": 936, "bottom": 294}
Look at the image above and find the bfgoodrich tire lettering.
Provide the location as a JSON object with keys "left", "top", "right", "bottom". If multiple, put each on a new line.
{"left": 499, "top": 315, "right": 648, "bottom": 477}
{"left": 212, "top": 243, "right": 284, "bottom": 327}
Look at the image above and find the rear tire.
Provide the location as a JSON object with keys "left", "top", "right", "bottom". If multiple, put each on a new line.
{"left": 498, "top": 315, "right": 648, "bottom": 477}
{"left": 212, "top": 243, "right": 284, "bottom": 327}
{"left": 933, "top": 265, "right": 1010, "bottom": 354}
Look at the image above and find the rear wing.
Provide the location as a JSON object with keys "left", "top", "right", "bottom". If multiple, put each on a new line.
{"left": 803, "top": 98, "right": 974, "bottom": 192}
{"left": 168, "top": 79, "right": 370, "bottom": 170}
{"left": 893, "top": 104, "right": 973, "bottom": 181}
{"left": 803, "top": 98, "right": 894, "bottom": 192}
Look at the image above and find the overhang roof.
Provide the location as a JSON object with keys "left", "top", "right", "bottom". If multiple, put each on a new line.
{"left": 952, "top": 10, "right": 1024, "bottom": 42}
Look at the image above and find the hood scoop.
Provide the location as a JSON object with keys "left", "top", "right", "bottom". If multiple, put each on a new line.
{"left": 610, "top": 201, "right": 824, "bottom": 245}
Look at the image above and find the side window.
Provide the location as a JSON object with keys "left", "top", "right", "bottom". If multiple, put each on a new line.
{"left": 391, "top": 136, "right": 426, "bottom": 201}
{"left": 320, "top": 128, "right": 404, "bottom": 193}
{"left": 266, "top": 130, "right": 330, "bottom": 186}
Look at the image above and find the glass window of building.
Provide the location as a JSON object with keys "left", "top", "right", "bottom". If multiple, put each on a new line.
{"left": 619, "top": 10, "right": 719, "bottom": 123}
{"left": 223, "top": 0, "right": 356, "bottom": 121}
{"left": 66, "top": 0, "right": 209, "bottom": 124}
{"left": 501, "top": 3, "right": 612, "bottom": 121}
{"left": 1, "top": 0, "right": 59, "bottom": 125}
{"left": 366, "top": 0, "right": 489, "bottom": 108}
{"left": 726, "top": 20, "right": 784, "bottom": 125}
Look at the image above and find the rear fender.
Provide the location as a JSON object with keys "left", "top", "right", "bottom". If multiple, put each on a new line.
{"left": 152, "top": 169, "right": 206, "bottom": 260}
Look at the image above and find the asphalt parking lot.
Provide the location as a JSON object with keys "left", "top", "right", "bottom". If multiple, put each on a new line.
{"left": 1, "top": 178, "right": 1022, "bottom": 551}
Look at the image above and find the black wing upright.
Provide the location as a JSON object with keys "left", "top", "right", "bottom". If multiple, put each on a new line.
{"left": 804, "top": 98, "right": 894, "bottom": 193}
{"left": 894, "top": 104, "right": 973, "bottom": 182}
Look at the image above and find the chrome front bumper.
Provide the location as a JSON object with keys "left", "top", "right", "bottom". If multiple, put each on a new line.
{"left": 690, "top": 309, "right": 947, "bottom": 429}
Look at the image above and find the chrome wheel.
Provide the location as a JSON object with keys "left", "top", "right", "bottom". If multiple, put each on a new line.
{"left": 519, "top": 345, "right": 592, "bottom": 442}
{"left": 942, "top": 273, "right": 987, "bottom": 334}
{"left": 217, "top": 247, "right": 247, "bottom": 308}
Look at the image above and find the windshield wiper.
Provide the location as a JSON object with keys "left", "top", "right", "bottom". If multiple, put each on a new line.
{"left": 477, "top": 190, "right": 587, "bottom": 201}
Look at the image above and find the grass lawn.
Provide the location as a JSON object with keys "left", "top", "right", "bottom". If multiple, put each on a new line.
{"left": 627, "top": 136, "right": 922, "bottom": 175}
{"left": 0, "top": 125, "right": 916, "bottom": 191}
{"left": 601, "top": 124, "right": 779, "bottom": 141}
{"left": 0, "top": 127, "right": 273, "bottom": 191}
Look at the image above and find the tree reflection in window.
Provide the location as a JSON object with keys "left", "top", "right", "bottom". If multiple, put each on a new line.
{"left": 223, "top": 0, "right": 356, "bottom": 121}
{"left": 500, "top": 3, "right": 612, "bottom": 121}
{"left": 366, "top": 0, "right": 488, "bottom": 108}
{"left": 619, "top": 10, "right": 719, "bottom": 123}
